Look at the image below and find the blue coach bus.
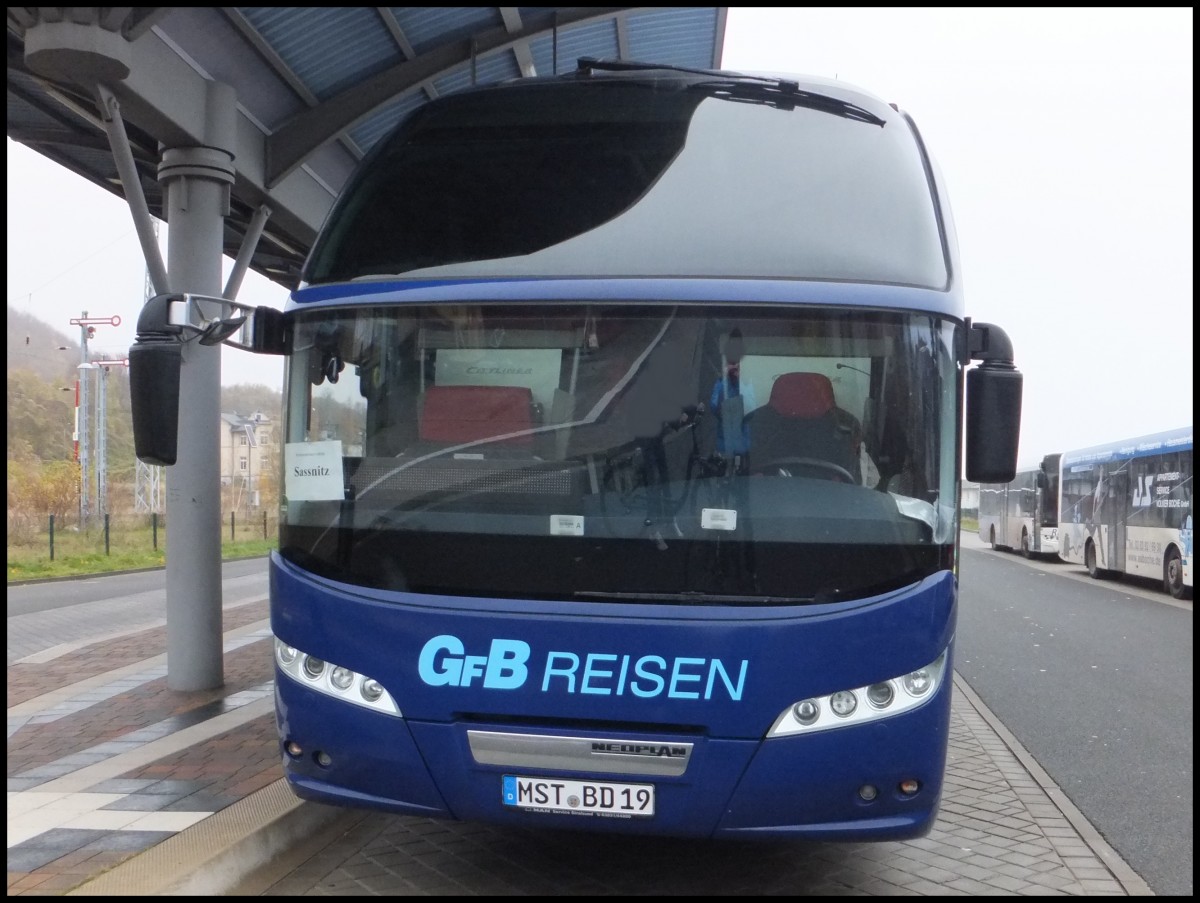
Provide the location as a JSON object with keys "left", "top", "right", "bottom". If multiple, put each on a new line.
{"left": 130, "top": 59, "right": 1022, "bottom": 840}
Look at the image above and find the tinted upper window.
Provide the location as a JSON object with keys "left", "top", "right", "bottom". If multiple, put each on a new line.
{"left": 303, "top": 76, "right": 948, "bottom": 288}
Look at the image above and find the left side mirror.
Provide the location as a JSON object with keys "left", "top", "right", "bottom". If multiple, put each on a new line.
{"left": 964, "top": 322, "right": 1022, "bottom": 484}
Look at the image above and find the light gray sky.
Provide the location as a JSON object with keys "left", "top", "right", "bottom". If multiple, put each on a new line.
{"left": 6, "top": 7, "right": 1193, "bottom": 464}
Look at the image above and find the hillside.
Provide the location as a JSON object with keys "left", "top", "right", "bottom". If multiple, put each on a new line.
{"left": 8, "top": 306, "right": 79, "bottom": 385}
{"left": 9, "top": 304, "right": 281, "bottom": 394}
{"left": 8, "top": 305, "right": 281, "bottom": 468}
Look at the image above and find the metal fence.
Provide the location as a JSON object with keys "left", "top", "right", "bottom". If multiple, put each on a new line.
{"left": 6, "top": 510, "right": 279, "bottom": 561}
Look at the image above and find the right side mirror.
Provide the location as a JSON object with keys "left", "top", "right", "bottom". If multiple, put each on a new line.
{"left": 129, "top": 338, "right": 182, "bottom": 466}
{"left": 128, "top": 294, "right": 287, "bottom": 467}
{"left": 129, "top": 294, "right": 184, "bottom": 466}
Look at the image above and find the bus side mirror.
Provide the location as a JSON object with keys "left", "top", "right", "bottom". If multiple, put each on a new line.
{"left": 964, "top": 322, "right": 1022, "bottom": 484}
{"left": 129, "top": 293, "right": 184, "bottom": 466}
{"left": 128, "top": 294, "right": 287, "bottom": 467}
{"left": 129, "top": 339, "right": 182, "bottom": 466}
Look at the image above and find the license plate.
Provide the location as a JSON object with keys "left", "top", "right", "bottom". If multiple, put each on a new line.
{"left": 502, "top": 775, "right": 655, "bottom": 817}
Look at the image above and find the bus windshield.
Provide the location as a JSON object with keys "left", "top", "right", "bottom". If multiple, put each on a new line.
{"left": 280, "top": 303, "right": 960, "bottom": 603}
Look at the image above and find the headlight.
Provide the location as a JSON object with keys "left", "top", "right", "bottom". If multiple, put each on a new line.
{"left": 866, "top": 682, "right": 895, "bottom": 708}
{"left": 275, "top": 640, "right": 298, "bottom": 665}
{"left": 792, "top": 699, "right": 820, "bottom": 725}
{"left": 766, "top": 651, "right": 947, "bottom": 737}
{"left": 829, "top": 690, "right": 858, "bottom": 717}
{"left": 274, "top": 636, "right": 401, "bottom": 716}
{"left": 902, "top": 666, "right": 934, "bottom": 697}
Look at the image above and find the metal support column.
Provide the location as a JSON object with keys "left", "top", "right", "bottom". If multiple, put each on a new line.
{"left": 158, "top": 80, "right": 238, "bottom": 691}
{"left": 91, "top": 358, "right": 129, "bottom": 519}
{"left": 96, "top": 366, "right": 107, "bottom": 516}
{"left": 77, "top": 362, "right": 92, "bottom": 527}
{"left": 136, "top": 220, "right": 164, "bottom": 515}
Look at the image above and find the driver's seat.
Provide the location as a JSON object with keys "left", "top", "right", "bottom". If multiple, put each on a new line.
{"left": 750, "top": 372, "right": 857, "bottom": 482}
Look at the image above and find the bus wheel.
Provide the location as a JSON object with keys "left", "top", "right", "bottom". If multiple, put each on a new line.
{"left": 1164, "top": 547, "right": 1191, "bottom": 600}
{"left": 1085, "top": 541, "right": 1107, "bottom": 580}
{"left": 1021, "top": 530, "right": 1032, "bottom": 559}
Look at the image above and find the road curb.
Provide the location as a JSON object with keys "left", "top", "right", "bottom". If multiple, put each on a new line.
{"left": 952, "top": 674, "right": 1154, "bottom": 897}
{"left": 65, "top": 779, "right": 346, "bottom": 896}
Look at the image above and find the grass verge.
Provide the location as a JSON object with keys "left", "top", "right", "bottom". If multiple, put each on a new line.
{"left": 7, "top": 528, "right": 275, "bottom": 583}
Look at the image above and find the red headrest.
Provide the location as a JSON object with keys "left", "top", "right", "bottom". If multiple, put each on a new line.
{"left": 420, "top": 385, "right": 533, "bottom": 447}
{"left": 768, "top": 372, "right": 835, "bottom": 419}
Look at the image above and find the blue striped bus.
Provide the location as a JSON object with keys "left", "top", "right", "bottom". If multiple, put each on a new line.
{"left": 130, "top": 59, "right": 1022, "bottom": 840}
{"left": 1058, "top": 427, "right": 1192, "bottom": 599}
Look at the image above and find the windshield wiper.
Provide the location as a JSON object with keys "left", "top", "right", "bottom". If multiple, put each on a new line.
{"left": 690, "top": 79, "right": 886, "bottom": 125}
{"left": 575, "top": 57, "right": 886, "bottom": 126}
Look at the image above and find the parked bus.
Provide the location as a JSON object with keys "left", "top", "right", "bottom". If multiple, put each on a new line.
{"left": 977, "top": 453, "right": 1061, "bottom": 558}
{"left": 1058, "top": 427, "right": 1193, "bottom": 599}
{"left": 130, "top": 60, "right": 1022, "bottom": 840}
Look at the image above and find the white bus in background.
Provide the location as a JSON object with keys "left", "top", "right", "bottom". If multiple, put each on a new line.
{"left": 1058, "top": 427, "right": 1193, "bottom": 599}
{"left": 977, "top": 453, "right": 1061, "bottom": 559}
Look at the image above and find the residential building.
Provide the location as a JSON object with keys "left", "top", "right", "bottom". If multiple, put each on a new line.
{"left": 220, "top": 411, "right": 273, "bottom": 508}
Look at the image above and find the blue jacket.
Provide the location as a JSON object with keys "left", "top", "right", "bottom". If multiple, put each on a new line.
{"left": 710, "top": 375, "right": 756, "bottom": 454}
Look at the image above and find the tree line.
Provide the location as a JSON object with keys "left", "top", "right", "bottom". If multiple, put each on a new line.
{"left": 7, "top": 360, "right": 284, "bottom": 534}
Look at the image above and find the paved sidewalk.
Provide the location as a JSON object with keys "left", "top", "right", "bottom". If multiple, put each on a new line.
{"left": 7, "top": 587, "right": 1154, "bottom": 896}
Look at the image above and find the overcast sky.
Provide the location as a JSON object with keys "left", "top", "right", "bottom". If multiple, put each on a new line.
{"left": 6, "top": 7, "right": 1193, "bottom": 465}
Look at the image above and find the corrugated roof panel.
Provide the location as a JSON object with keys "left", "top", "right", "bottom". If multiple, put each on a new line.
{"left": 240, "top": 7, "right": 399, "bottom": 100}
{"left": 390, "top": 7, "right": 504, "bottom": 57}
{"left": 529, "top": 19, "right": 620, "bottom": 78}
{"left": 348, "top": 44, "right": 519, "bottom": 153}
{"left": 347, "top": 94, "right": 425, "bottom": 154}
{"left": 476, "top": 48, "right": 523, "bottom": 86}
{"left": 515, "top": 8, "right": 558, "bottom": 31}
{"left": 8, "top": 70, "right": 80, "bottom": 132}
{"left": 432, "top": 65, "right": 474, "bottom": 100}
{"left": 431, "top": 49, "right": 523, "bottom": 98}
{"left": 627, "top": 8, "right": 721, "bottom": 69}
{"left": 351, "top": 44, "right": 521, "bottom": 152}
{"left": 172, "top": 8, "right": 308, "bottom": 133}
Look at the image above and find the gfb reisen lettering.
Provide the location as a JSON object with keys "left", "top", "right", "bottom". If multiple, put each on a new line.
{"left": 418, "top": 634, "right": 748, "bottom": 701}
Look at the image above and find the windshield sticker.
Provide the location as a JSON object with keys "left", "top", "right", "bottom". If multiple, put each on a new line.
{"left": 284, "top": 440, "right": 345, "bottom": 500}
{"left": 701, "top": 508, "right": 738, "bottom": 531}
{"left": 550, "top": 514, "right": 584, "bottom": 536}
{"left": 435, "top": 348, "right": 562, "bottom": 410}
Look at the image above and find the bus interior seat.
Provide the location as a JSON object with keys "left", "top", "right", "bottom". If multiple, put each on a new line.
{"left": 361, "top": 383, "right": 585, "bottom": 514}
{"left": 750, "top": 372, "right": 859, "bottom": 482}
{"left": 418, "top": 384, "right": 536, "bottom": 452}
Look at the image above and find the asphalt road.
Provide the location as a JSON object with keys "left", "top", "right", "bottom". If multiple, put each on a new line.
{"left": 6, "top": 557, "right": 268, "bottom": 617}
{"left": 5, "top": 558, "right": 268, "bottom": 666}
{"left": 956, "top": 534, "right": 1193, "bottom": 896}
